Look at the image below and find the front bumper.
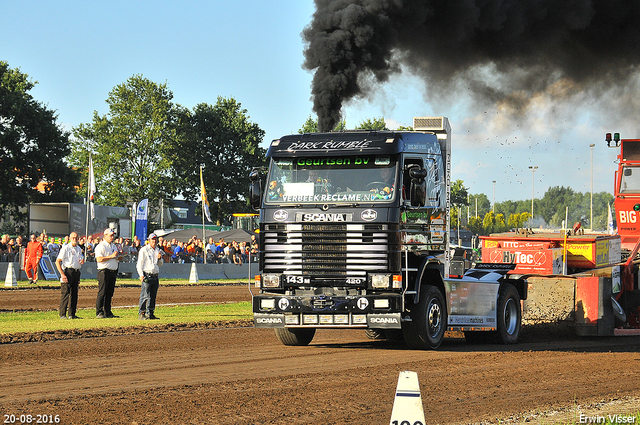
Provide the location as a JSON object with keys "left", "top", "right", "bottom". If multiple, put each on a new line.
{"left": 253, "top": 294, "right": 402, "bottom": 329}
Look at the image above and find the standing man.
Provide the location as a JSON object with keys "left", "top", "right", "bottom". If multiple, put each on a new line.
{"left": 24, "top": 233, "right": 43, "bottom": 284}
{"left": 55, "top": 232, "right": 84, "bottom": 319}
{"left": 136, "top": 233, "right": 164, "bottom": 320}
{"left": 95, "top": 228, "right": 122, "bottom": 318}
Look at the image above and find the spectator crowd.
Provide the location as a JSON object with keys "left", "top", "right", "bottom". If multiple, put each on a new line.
{"left": 0, "top": 232, "right": 259, "bottom": 266}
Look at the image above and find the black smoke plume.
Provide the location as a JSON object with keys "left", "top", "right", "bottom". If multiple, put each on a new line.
{"left": 303, "top": 0, "right": 640, "bottom": 131}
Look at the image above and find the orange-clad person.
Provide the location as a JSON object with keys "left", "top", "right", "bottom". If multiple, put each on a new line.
{"left": 24, "top": 233, "right": 43, "bottom": 284}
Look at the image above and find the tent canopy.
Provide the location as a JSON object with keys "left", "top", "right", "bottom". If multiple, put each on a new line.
{"left": 162, "top": 228, "right": 255, "bottom": 243}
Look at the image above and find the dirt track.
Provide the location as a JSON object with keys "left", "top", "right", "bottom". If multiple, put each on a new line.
{"left": 1, "top": 284, "right": 640, "bottom": 424}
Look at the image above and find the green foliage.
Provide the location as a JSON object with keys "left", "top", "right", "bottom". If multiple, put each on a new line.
{"left": 482, "top": 211, "right": 495, "bottom": 233}
{"left": 494, "top": 213, "right": 507, "bottom": 233}
{"left": 298, "top": 116, "right": 376, "bottom": 133}
{"left": 468, "top": 193, "right": 492, "bottom": 219}
{"left": 467, "top": 216, "right": 484, "bottom": 235}
{"left": 298, "top": 115, "right": 318, "bottom": 133}
{"left": 178, "top": 98, "right": 267, "bottom": 223}
{"left": 459, "top": 184, "right": 612, "bottom": 236}
{"left": 355, "top": 116, "right": 387, "bottom": 130}
{"left": 71, "top": 75, "right": 187, "bottom": 209}
{"left": 0, "top": 61, "right": 80, "bottom": 230}
{"left": 332, "top": 119, "right": 347, "bottom": 131}
{"left": 451, "top": 179, "right": 469, "bottom": 206}
{"left": 70, "top": 77, "right": 266, "bottom": 225}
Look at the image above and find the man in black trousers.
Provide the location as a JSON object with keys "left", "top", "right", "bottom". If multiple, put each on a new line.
{"left": 95, "top": 228, "right": 122, "bottom": 318}
{"left": 55, "top": 232, "right": 84, "bottom": 319}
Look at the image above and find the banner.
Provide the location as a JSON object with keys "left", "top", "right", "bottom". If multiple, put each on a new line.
{"left": 200, "top": 167, "right": 212, "bottom": 222}
{"left": 135, "top": 198, "right": 149, "bottom": 243}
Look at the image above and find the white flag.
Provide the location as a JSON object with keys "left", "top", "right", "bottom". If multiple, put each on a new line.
{"left": 88, "top": 154, "right": 96, "bottom": 220}
{"left": 608, "top": 202, "right": 615, "bottom": 235}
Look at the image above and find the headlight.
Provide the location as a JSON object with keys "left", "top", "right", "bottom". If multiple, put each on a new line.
{"left": 373, "top": 299, "right": 390, "bottom": 309}
{"left": 260, "top": 299, "right": 276, "bottom": 310}
{"left": 371, "top": 274, "right": 391, "bottom": 289}
{"left": 261, "top": 274, "right": 281, "bottom": 288}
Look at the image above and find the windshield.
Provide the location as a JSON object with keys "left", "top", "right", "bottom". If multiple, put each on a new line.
{"left": 265, "top": 155, "right": 397, "bottom": 204}
{"left": 620, "top": 166, "right": 640, "bottom": 193}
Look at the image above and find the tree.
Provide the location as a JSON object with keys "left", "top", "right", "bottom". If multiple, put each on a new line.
{"left": 0, "top": 61, "right": 80, "bottom": 230}
{"left": 180, "top": 97, "right": 266, "bottom": 223}
{"left": 298, "top": 115, "right": 318, "bottom": 134}
{"left": 71, "top": 75, "right": 188, "bottom": 209}
{"left": 537, "top": 186, "right": 576, "bottom": 225}
{"left": 356, "top": 117, "right": 387, "bottom": 130}
{"left": 494, "top": 213, "right": 507, "bottom": 233}
{"left": 469, "top": 193, "right": 491, "bottom": 219}
{"left": 507, "top": 212, "right": 532, "bottom": 229}
{"left": 297, "top": 116, "right": 361, "bottom": 133}
{"left": 482, "top": 211, "right": 496, "bottom": 234}
{"left": 451, "top": 179, "right": 469, "bottom": 207}
{"left": 468, "top": 216, "right": 484, "bottom": 235}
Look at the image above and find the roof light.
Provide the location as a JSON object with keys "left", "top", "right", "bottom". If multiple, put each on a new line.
{"left": 606, "top": 133, "right": 612, "bottom": 146}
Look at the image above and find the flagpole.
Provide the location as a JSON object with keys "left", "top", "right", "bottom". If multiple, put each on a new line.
{"left": 201, "top": 165, "right": 206, "bottom": 264}
{"left": 84, "top": 153, "right": 91, "bottom": 259}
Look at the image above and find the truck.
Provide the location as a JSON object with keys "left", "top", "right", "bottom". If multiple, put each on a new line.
{"left": 609, "top": 132, "right": 640, "bottom": 252}
{"left": 249, "top": 117, "right": 527, "bottom": 349}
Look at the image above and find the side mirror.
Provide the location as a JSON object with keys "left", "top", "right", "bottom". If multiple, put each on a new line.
{"left": 408, "top": 166, "right": 427, "bottom": 180}
{"left": 249, "top": 170, "right": 262, "bottom": 210}
{"left": 407, "top": 165, "right": 427, "bottom": 207}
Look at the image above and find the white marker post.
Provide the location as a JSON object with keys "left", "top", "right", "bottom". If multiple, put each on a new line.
{"left": 189, "top": 262, "right": 199, "bottom": 283}
{"left": 389, "top": 371, "right": 426, "bottom": 425}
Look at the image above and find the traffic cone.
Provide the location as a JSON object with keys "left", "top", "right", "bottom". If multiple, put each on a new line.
{"left": 189, "top": 262, "right": 199, "bottom": 283}
{"left": 389, "top": 371, "right": 426, "bottom": 425}
{"left": 5, "top": 262, "right": 17, "bottom": 287}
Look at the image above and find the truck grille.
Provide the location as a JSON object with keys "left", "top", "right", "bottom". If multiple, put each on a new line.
{"left": 263, "top": 223, "right": 390, "bottom": 278}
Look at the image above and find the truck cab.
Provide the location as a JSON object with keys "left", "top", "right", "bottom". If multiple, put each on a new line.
{"left": 610, "top": 133, "right": 640, "bottom": 251}
{"left": 250, "top": 117, "right": 523, "bottom": 349}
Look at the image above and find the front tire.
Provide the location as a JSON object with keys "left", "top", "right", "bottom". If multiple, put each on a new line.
{"left": 274, "top": 328, "right": 316, "bottom": 346}
{"left": 496, "top": 284, "right": 521, "bottom": 344}
{"left": 403, "top": 285, "right": 447, "bottom": 350}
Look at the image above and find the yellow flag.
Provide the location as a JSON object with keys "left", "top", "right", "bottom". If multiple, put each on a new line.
{"left": 200, "top": 167, "right": 212, "bottom": 222}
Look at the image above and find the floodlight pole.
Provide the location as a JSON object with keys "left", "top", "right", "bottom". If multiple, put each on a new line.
{"left": 590, "top": 143, "right": 595, "bottom": 230}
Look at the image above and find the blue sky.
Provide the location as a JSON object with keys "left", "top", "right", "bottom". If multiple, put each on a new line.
{"left": 1, "top": 0, "right": 631, "bottom": 206}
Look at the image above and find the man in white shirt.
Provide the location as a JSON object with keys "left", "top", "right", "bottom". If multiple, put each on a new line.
{"left": 136, "top": 233, "right": 165, "bottom": 320}
{"left": 55, "top": 232, "right": 84, "bottom": 319}
{"left": 95, "top": 228, "right": 122, "bottom": 319}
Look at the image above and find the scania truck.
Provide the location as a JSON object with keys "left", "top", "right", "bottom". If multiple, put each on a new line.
{"left": 249, "top": 117, "right": 526, "bottom": 349}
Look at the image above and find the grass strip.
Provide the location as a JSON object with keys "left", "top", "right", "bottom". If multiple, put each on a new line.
{"left": 2, "top": 278, "right": 248, "bottom": 289}
{"left": 0, "top": 301, "right": 252, "bottom": 334}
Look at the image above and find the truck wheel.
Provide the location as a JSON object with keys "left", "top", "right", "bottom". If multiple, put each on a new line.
{"left": 274, "top": 328, "right": 316, "bottom": 346}
{"left": 364, "top": 329, "right": 386, "bottom": 340}
{"left": 496, "top": 284, "right": 521, "bottom": 344}
{"left": 402, "top": 285, "right": 446, "bottom": 350}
